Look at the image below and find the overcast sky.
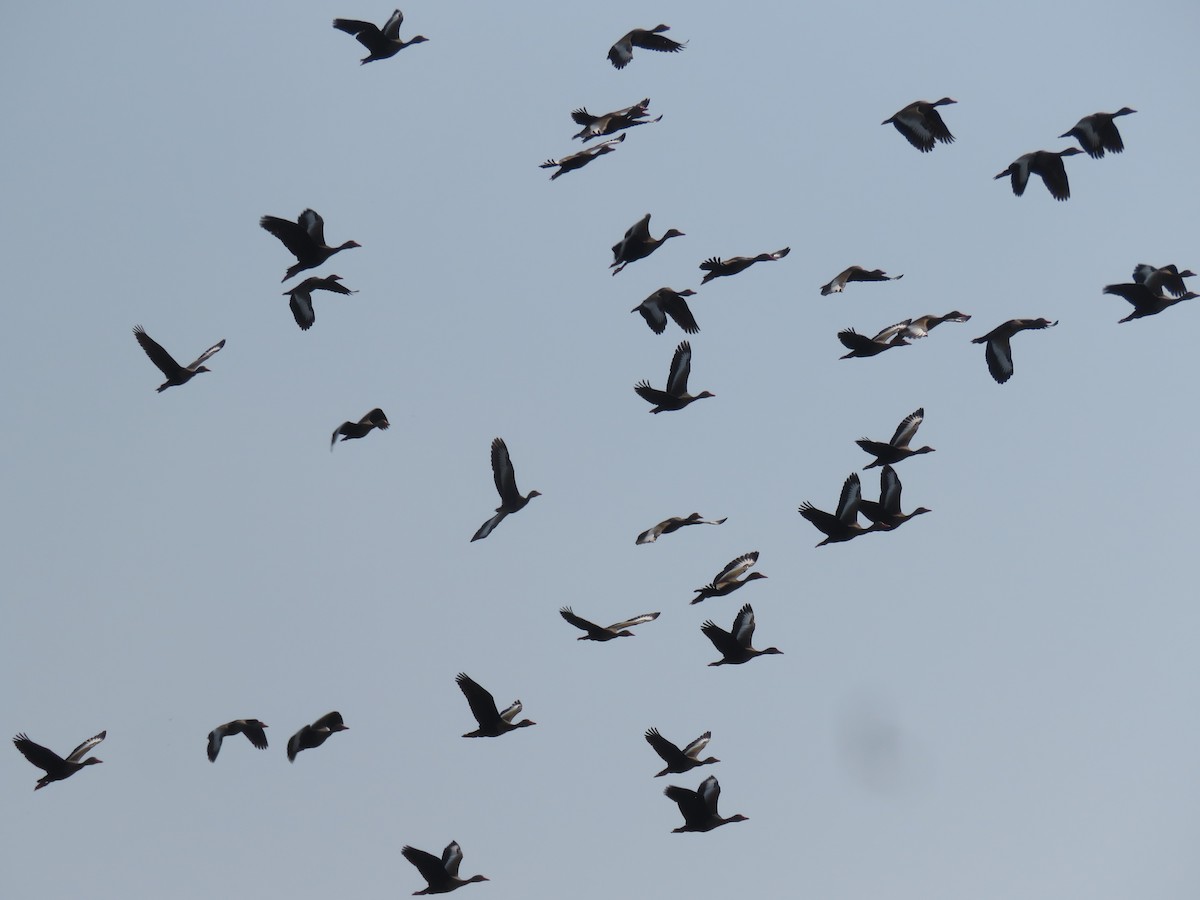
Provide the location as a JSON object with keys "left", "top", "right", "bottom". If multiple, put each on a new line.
{"left": 4, "top": 1, "right": 1200, "bottom": 898}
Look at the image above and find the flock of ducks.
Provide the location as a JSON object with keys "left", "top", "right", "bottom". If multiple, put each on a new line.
{"left": 19, "top": 9, "right": 1198, "bottom": 895}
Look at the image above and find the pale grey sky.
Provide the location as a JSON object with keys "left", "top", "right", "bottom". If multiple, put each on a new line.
{"left": 4, "top": 1, "right": 1200, "bottom": 898}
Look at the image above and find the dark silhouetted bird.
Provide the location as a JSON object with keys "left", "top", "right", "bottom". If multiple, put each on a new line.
{"left": 631, "top": 288, "right": 700, "bottom": 335}
{"left": 799, "top": 473, "right": 881, "bottom": 546}
{"left": 699, "top": 247, "right": 790, "bottom": 283}
{"left": 207, "top": 720, "right": 268, "bottom": 762}
{"left": 701, "top": 603, "right": 782, "bottom": 665}
{"left": 133, "top": 326, "right": 225, "bottom": 392}
{"left": 540, "top": 133, "right": 624, "bottom": 180}
{"left": 635, "top": 340, "right": 714, "bottom": 412}
{"left": 664, "top": 775, "right": 748, "bottom": 832}
{"left": 857, "top": 408, "right": 934, "bottom": 468}
{"left": 636, "top": 512, "right": 726, "bottom": 544}
{"left": 611, "top": 213, "right": 684, "bottom": 275}
{"left": 456, "top": 673, "right": 535, "bottom": 737}
{"left": 471, "top": 438, "right": 540, "bottom": 541}
{"left": 13, "top": 730, "right": 105, "bottom": 790}
{"left": 994, "top": 149, "right": 1084, "bottom": 201}
{"left": 1060, "top": 108, "right": 1135, "bottom": 158}
{"left": 882, "top": 98, "right": 957, "bottom": 152}
{"left": 971, "top": 318, "right": 1058, "bottom": 383}
{"left": 645, "top": 728, "right": 719, "bottom": 777}
{"left": 559, "top": 607, "right": 660, "bottom": 641}
{"left": 287, "top": 712, "right": 348, "bottom": 762}
{"left": 332, "top": 9, "right": 427, "bottom": 63}
{"left": 261, "top": 209, "right": 360, "bottom": 282}
{"left": 821, "top": 266, "right": 903, "bottom": 295}
{"left": 691, "top": 552, "right": 767, "bottom": 604}
{"left": 608, "top": 25, "right": 686, "bottom": 69}
{"left": 331, "top": 408, "right": 390, "bottom": 450}
{"left": 857, "top": 465, "right": 931, "bottom": 531}
{"left": 284, "top": 275, "right": 356, "bottom": 331}
{"left": 402, "top": 841, "right": 489, "bottom": 895}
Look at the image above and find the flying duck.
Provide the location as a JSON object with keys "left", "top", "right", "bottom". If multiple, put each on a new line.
{"left": 881, "top": 98, "right": 957, "bottom": 152}
{"left": 631, "top": 288, "right": 700, "bottom": 335}
{"left": 284, "top": 275, "right": 356, "bottom": 331}
{"left": 611, "top": 213, "right": 684, "bottom": 275}
{"left": 635, "top": 340, "right": 714, "bottom": 413}
{"left": 1060, "top": 108, "right": 1135, "bottom": 158}
{"left": 701, "top": 603, "right": 782, "bottom": 666}
{"left": 332, "top": 9, "right": 427, "bottom": 63}
{"left": 857, "top": 465, "right": 931, "bottom": 531}
{"left": 559, "top": 607, "right": 660, "bottom": 641}
{"left": 471, "top": 437, "right": 540, "bottom": 541}
{"left": 1132, "top": 264, "right": 1196, "bottom": 298}
{"left": 207, "top": 719, "right": 268, "bottom": 762}
{"left": 260, "top": 209, "right": 361, "bottom": 282}
{"left": 994, "top": 149, "right": 1084, "bottom": 201}
{"left": 455, "top": 673, "right": 535, "bottom": 738}
{"left": 857, "top": 408, "right": 934, "bottom": 468}
{"left": 402, "top": 841, "right": 489, "bottom": 895}
{"left": 1102, "top": 283, "right": 1199, "bottom": 323}
{"left": 891, "top": 311, "right": 972, "bottom": 340}
{"left": 699, "top": 247, "right": 790, "bottom": 283}
{"left": 837, "top": 324, "right": 909, "bottom": 359}
{"left": 664, "top": 775, "right": 748, "bottom": 832}
{"left": 971, "top": 318, "right": 1058, "bottom": 383}
{"left": 636, "top": 512, "right": 727, "bottom": 544}
{"left": 13, "top": 730, "right": 105, "bottom": 790}
{"left": 331, "top": 408, "right": 390, "bottom": 449}
{"left": 286, "top": 711, "right": 348, "bottom": 762}
{"left": 691, "top": 551, "right": 767, "bottom": 604}
{"left": 645, "top": 728, "right": 719, "bottom": 777}
{"left": 571, "top": 98, "right": 660, "bottom": 141}
{"left": 608, "top": 25, "right": 686, "bottom": 69}
{"left": 540, "top": 133, "right": 625, "bottom": 180}
{"left": 133, "top": 325, "right": 225, "bottom": 392}
{"left": 821, "top": 266, "right": 904, "bottom": 295}
{"left": 798, "top": 472, "right": 880, "bottom": 546}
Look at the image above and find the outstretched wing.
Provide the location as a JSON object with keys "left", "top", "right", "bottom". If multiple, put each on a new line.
{"left": 607, "top": 611, "right": 660, "bottom": 630}
{"left": 441, "top": 841, "right": 463, "bottom": 877}
{"left": 890, "top": 408, "right": 924, "bottom": 448}
{"left": 666, "top": 341, "right": 692, "bottom": 396}
{"left": 490, "top": 437, "right": 520, "bottom": 505}
{"left": 133, "top": 326, "right": 182, "bottom": 378}
{"left": 559, "top": 606, "right": 598, "bottom": 633}
{"left": 456, "top": 673, "right": 500, "bottom": 726}
{"left": 730, "top": 604, "right": 756, "bottom": 647}
{"left": 185, "top": 338, "right": 225, "bottom": 371}
{"left": 13, "top": 734, "right": 65, "bottom": 771}
{"left": 402, "top": 845, "right": 447, "bottom": 883}
{"left": 834, "top": 473, "right": 863, "bottom": 523}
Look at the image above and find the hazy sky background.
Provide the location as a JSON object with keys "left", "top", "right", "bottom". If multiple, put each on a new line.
{"left": 4, "top": 1, "right": 1200, "bottom": 897}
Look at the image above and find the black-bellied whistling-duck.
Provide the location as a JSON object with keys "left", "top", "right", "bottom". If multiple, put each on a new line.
{"left": 13, "top": 730, "right": 105, "bottom": 790}
{"left": 608, "top": 25, "right": 686, "bottom": 69}
{"left": 857, "top": 408, "right": 934, "bottom": 468}
{"left": 559, "top": 607, "right": 660, "bottom": 641}
{"left": 857, "top": 465, "right": 931, "bottom": 531}
{"left": 971, "top": 318, "right": 1058, "bottom": 383}
{"left": 611, "top": 213, "right": 684, "bottom": 275}
{"left": 994, "top": 149, "right": 1084, "bottom": 201}
{"left": 837, "top": 324, "right": 909, "bottom": 359}
{"left": 699, "top": 247, "right": 790, "bottom": 283}
{"left": 882, "top": 98, "right": 957, "bottom": 152}
{"left": 701, "top": 603, "right": 782, "bottom": 666}
{"left": 636, "top": 512, "right": 726, "bottom": 544}
{"left": 821, "top": 266, "right": 904, "bottom": 295}
{"left": 1060, "top": 108, "right": 1135, "bottom": 158}
{"left": 286, "top": 712, "right": 348, "bottom": 762}
{"left": 332, "top": 9, "right": 427, "bottom": 63}
{"left": 571, "top": 99, "right": 660, "bottom": 141}
{"left": 402, "top": 841, "right": 489, "bottom": 895}
{"left": 261, "top": 209, "right": 361, "bottom": 282}
{"left": 691, "top": 552, "right": 767, "bottom": 604}
{"left": 455, "top": 673, "right": 535, "bottom": 738}
{"left": 540, "top": 134, "right": 624, "bottom": 180}
{"left": 207, "top": 720, "right": 268, "bottom": 762}
{"left": 631, "top": 288, "right": 700, "bottom": 335}
{"left": 471, "top": 438, "right": 540, "bottom": 541}
{"left": 892, "top": 311, "right": 971, "bottom": 340}
{"left": 799, "top": 473, "right": 881, "bottom": 546}
{"left": 664, "top": 775, "right": 748, "bottom": 833}
{"left": 1132, "top": 264, "right": 1196, "bottom": 298}
{"left": 133, "top": 326, "right": 225, "bottom": 392}
{"left": 331, "top": 408, "right": 390, "bottom": 449}
{"left": 284, "top": 275, "right": 356, "bottom": 331}
{"left": 645, "top": 728, "right": 719, "bottom": 777}
{"left": 1103, "top": 283, "right": 1199, "bottom": 323}
{"left": 635, "top": 340, "right": 714, "bottom": 413}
